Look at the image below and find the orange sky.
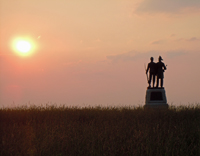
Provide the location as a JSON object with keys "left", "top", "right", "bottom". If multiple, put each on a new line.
{"left": 0, "top": 0, "right": 200, "bottom": 107}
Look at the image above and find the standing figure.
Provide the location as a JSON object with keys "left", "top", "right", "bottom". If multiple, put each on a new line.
{"left": 156, "top": 56, "right": 167, "bottom": 88}
{"left": 146, "top": 57, "right": 156, "bottom": 88}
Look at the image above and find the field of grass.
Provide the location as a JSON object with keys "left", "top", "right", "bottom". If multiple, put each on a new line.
{"left": 0, "top": 104, "right": 200, "bottom": 156}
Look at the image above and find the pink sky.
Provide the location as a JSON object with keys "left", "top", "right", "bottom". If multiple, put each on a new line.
{"left": 0, "top": 0, "right": 200, "bottom": 107}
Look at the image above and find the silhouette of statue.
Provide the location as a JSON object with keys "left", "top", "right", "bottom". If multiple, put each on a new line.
{"left": 156, "top": 56, "right": 167, "bottom": 88}
{"left": 146, "top": 57, "right": 156, "bottom": 88}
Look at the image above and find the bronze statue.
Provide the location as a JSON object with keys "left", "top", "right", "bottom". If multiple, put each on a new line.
{"left": 156, "top": 56, "right": 167, "bottom": 88}
{"left": 146, "top": 56, "right": 167, "bottom": 88}
{"left": 146, "top": 57, "right": 156, "bottom": 88}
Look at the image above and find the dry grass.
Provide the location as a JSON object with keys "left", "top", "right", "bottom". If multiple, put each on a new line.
{"left": 0, "top": 104, "right": 200, "bottom": 156}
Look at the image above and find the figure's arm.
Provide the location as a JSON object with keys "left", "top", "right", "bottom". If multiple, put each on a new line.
{"left": 146, "top": 64, "right": 149, "bottom": 74}
{"left": 162, "top": 63, "right": 167, "bottom": 72}
{"left": 164, "top": 64, "right": 167, "bottom": 70}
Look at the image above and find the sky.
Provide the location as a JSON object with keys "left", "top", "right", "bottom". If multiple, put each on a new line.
{"left": 0, "top": 0, "right": 200, "bottom": 107}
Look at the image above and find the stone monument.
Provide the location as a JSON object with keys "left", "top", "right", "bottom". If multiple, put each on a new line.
{"left": 144, "top": 56, "right": 169, "bottom": 109}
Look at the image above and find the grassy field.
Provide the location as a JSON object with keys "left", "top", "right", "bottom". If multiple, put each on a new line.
{"left": 0, "top": 104, "right": 200, "bottom": 156}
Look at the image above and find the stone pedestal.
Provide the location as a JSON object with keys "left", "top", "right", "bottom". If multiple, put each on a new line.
{"left": 144, "top": 88, "right": 169, "bottom": 109}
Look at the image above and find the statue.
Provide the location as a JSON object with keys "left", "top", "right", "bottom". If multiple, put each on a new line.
{"left": 144, "top": 56, "right": 168, "bottom": 109}
{"left": 146, "top": 56, "right": 167, "bottom": 88}
{"left": 156, "top": 56, "right": 167, "bottom": 88}
{"left": 146, "top": 57, "right": 156, "bottom": 88}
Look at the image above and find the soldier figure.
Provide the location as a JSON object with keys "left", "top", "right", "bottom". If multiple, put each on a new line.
{"left": 146, "top": 57, "right": 156, "bottom": 88}
{"left": 156, "top": 56, "right": 167, "bottom": 88}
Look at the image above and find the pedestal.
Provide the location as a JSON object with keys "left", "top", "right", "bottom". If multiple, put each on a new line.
{"left": 144, "top": 88, "right": 169, "bottom": 109}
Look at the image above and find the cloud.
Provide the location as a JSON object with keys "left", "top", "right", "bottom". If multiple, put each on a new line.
{"left": 107, "top": 50, "right": 187, "bottom": 63}
{"left": 171, "top": 37, "right": 200, "bottom": 43}
{"left": 186, "top": 37, "right": 200, "bottom": 42}
{"left": 135, "top": 0, "right": 200, "bottom": 14}
{"left": 107, "top": 51, "right": 159, "bottom": 63}
{"left": 165, "top": 51, "right": 187, "bottom": 58}
{"left": 170, "top": 34, "right": 176, "bottom": 37}
{"left": 151, "top": 39, "right": 165, "bottom": 45}
{"left": 107, "top": 51, "right": 136, "bottom": 63}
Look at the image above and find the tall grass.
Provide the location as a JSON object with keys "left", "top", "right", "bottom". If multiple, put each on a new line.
{"left": 0, "top": 104, "right": 200, "bottom": 156}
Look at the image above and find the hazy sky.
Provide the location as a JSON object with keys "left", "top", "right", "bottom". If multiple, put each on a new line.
{"left": 1, "top": 0, "right": 200, "bottom": 107}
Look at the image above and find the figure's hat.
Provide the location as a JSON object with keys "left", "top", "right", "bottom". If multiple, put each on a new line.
{"left": 159, "top": 56, "right": 163, "bottom": 60}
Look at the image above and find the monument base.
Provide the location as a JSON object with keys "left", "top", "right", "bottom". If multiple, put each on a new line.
{"left": 144, "top": 88, "right": 168, "bottom": 109}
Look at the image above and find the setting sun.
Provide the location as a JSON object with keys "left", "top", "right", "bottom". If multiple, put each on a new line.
{"left": 16, "top": 40, "right": 31, "bottom": 53}
{"left": 12, "top": 37, "right": 36, "bottom": 56}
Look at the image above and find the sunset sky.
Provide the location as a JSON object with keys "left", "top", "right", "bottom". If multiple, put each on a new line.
{"left": 0, "top": 0, "right": 200, "bottom": 107}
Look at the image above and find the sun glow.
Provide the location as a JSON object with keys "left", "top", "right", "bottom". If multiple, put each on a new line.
{"left": 12, "top": 37, "right": 36, "bottom": 56}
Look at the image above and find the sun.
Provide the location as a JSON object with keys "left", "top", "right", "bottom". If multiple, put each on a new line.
{"left": 16, "top": 40, "right": 31, "bottom": 53}
{"left": 12, "top": 37, "right": 36, "bottom": 56}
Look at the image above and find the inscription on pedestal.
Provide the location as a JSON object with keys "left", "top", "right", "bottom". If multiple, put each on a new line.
{"left": 150, "top": 91, "right": 163, "bottom": 101}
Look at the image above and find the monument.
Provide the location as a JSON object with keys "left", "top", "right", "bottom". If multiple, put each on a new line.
{"left": 144, "top": 56, "right": 169, "bottom": 109}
